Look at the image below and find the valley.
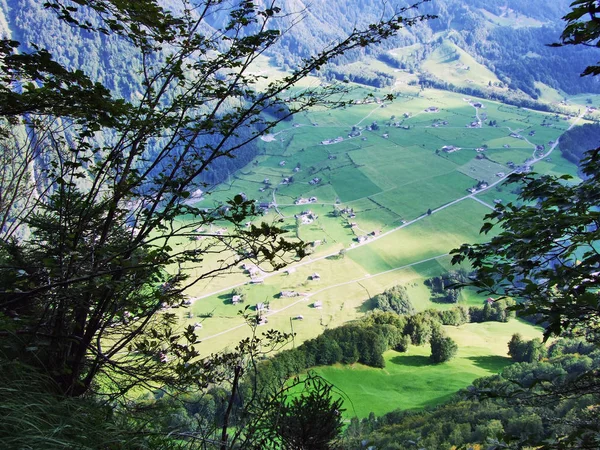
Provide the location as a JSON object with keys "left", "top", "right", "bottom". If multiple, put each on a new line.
{"left": 3, "top": 0, "right": 600, "bottom": 446}
{"left": 168, "top": 79, "right": 589, "bottom": 416}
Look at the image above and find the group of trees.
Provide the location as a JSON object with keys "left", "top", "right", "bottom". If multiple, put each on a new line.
{"left": 372, "top": 284, "right": 416, "bottom": 314}
{"left": 424, "top": 269, "right": 470, "bottom": 303}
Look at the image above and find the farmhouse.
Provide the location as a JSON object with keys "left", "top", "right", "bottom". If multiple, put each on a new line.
{"left": 256, "top": 302, "right": 267, "bottom": 312}
{"left": 321, "top": 136, "right": 344, "bottom": 145}
{"left": 425, "top": 106, "right": 439, "bottom": 113}
{"left": 280, "top": 291, "right": 299, "bottom": 298}
{"left": 309, "top": 196, "right": 318, "bottom": 203}
{"left": 357, "top": 235, "right": 368, "bottom": 243}
{"left": 295, "top": 197, "right": 310, "bottom": 205}
{"left": 232, "top": 295, "right": 241, "bottom": 304}
{"left": 279, "top": 160, "right": 286, "bottom": 166}
{"left": 313, "top": 301, "right": 323, "bottom": 309}
{"left": 472, "top": 102, "right": 483, "bottom": 108}
{"left": 509, "top": 132, "right": 522, "bottom": 139}
{"left": 496, "top": 172, "right": 505, "bottom": 177}
{"left": 309, "top": 177, "right": 321, "bottom": 185}
{"left": 295, "top": 315, "right": 304, "bottom": 320}
{"left": 311, "top": 273, "right": 321, "bottom": 281}
{"left": 441, "top": 145, "right": 460, "bottom": 153}
{"left": 257, "top": 315, "right": 268, "bottom": 326}
{"left": 263, "top": 178, "right": 270, "bottom": 184}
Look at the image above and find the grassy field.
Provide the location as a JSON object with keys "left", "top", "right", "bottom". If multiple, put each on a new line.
{"left": 177, "top": 86, "right": 581, "bottom": 358}
{"left": 313, "top": 318, "right": 542, "bottom": 418}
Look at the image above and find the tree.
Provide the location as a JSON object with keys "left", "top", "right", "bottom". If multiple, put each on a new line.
{"left": 429, "top": 330, "right": 457, "bottom": 363}
{"left": 508, "top": 334, "right": 546, "bottom": 363}
{"left": 0, "top": 0, "right": 433, "bottom": 400}
{"left": 254, "top": 374, "right": 345, "bottom": 450}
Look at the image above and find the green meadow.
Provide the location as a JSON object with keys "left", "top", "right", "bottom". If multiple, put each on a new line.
{"left": 314, "top": 319, "right": 543, "bottom": 418}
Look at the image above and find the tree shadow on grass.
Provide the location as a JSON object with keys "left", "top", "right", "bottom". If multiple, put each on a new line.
{"left": 389, "top": 355, "right": 431, "bottom": 367}
{"left": 356, "top": 298, "right": 375, "bottom": 313}
{"left": 467, "top": 355, "right": 510, "bottom": 372}
{"left": 218, "top": 293, "right": 231, "bottom": 305}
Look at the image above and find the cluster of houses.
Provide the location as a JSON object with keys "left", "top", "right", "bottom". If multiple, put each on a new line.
{"left": 295, "top": 210, "right": 318, "bottom": 225}
{"left": 321, "top": 136, "right": 344, "bottom": 145}
{"left": 242, "top": 263, "right": 264, "bottom": 281}
{"left": 356, "top": 230, "right": 380, "bottom": 243}
{"left": 467, "top": 180, "right": 489, "bottom": 194}
{"left": 348, "top": 126, "right": 362, "bottom": 138}
{"left": 513, "top": 165, "right": 532, "bottom": 174}
{"left": 255, "top": 302, "right": 269, "bottom": 325}
{"left": 352, "top": 97, "right": 384, "bottom": 105}
{"left": 338, "top": 206, "right": 356, "bottom": 219}
{"left": 295, "top": 196, "right": 318, "bottom": 205}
